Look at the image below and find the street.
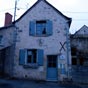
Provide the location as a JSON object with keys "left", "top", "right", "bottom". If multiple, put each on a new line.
{"left": 0, "top": 78, "right": 86, "bottom": 88}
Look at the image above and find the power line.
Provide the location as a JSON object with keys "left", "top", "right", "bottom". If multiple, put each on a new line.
{"left": 62, "top": 11, "right": 88, "bottom": 14}
{"left": 0, "top": 8, "right": 88, "bottom": 13}
{"left": 0, "top": 8, "right": 14, "bottom": 13}
{"left": 73, "top": 19, "right": 88, "bottom": 21}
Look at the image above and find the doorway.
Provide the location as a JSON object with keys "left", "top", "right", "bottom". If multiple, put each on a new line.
{"left": 47, "top": 55, "right": 58, "bottom": 81}
{"left": 0, "top": 49, "right": 6, "bottom": 77}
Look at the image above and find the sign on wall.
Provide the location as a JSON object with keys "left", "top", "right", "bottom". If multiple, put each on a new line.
{"left": 59, "top": 54, "right": 65, "bottom": 60}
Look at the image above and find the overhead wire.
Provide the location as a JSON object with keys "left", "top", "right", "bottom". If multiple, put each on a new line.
{"left": 0, "top": 8, "right": 88, "bottom": 21}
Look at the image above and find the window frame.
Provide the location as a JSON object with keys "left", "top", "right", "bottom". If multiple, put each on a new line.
{"left": 21, "top": 49, "right": 44, "bottom": 67}
{"left": 26, "top": 49, "right": 37, "bottom": 66}
{"left": 36, "top": 20, "right": 47, "bottom": 36}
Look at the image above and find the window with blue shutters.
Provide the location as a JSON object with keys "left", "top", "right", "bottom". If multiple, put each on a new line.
{"left": 19, "top": 49, "right": 44, "bottom": 67}
{"left": 29, "top": 20, "right": 53, "bottom": 36}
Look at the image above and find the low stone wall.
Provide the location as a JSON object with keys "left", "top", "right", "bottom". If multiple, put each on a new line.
{"left": 71, "top": 66, "right": 88, "bottom": 83}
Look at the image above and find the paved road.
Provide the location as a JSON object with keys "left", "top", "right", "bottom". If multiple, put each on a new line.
{"left": 0, "top": 78, "right": 86, "bottom": 88}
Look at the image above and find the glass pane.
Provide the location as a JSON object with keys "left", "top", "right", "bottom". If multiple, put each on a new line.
{"left": 36, "top": 22, "right": 46, "bottom": 35}
{"left": 27, "top": 55, "right": 32, "bottom": 63}
{"left": 33, "top": 58, "right": 36, "bottom": 63}
{"left": 53, "top": 63, "right": 56, "bottom": 67}
{"left": 47, "top": 55, "right": 57, "bottom": 67}
{"left": 48, "top": 62, "right": 52, "bottom": 67}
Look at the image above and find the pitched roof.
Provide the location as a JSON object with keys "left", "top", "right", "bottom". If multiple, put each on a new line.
{"left": 71, "top": 25, "right": 88, "bottom": 38}
{"left": 75, "top": 25, "right": 88, "bottom": 35}
{"left": 0, "top": 24, "right": 14, "bottom": 30}
{"left": 15, "top": 0, "right": 72, "bottom": 26}
{"left": 0, "top": 0, "right": 72, "bottom": 30}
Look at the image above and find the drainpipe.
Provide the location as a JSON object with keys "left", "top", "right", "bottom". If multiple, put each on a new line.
{"left": 66, "top": 21, "right": 71, "bottom": 79}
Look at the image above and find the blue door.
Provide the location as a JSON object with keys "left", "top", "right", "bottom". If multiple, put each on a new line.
{"left": 47, "top": 55, "right": 58, "bottom": 81}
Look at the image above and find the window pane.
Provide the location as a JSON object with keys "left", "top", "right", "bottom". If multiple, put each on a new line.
{"left": 32, "top": 51, "right": 36, "bottom": 63}
{"left": 53, "top": 63, "right": 56, "bottom": 67}
{"left": 72, "top": 58, "right": 77, "bottom": 65}
{"left": 47, "top": 55, "right": 57, "bottom": 67}
{"left": 48, "top": 62, "right": 52, "bottom": 67}
{"left": 27, "top": 50, "right": 37, "bottom": 64}
{"left": 27, "top": 55, "right": 32, "bottom": 63}
{"left": 33, "top": 58, "right": 36, "bottom": 63}
{"left": 36, "top": 20, "right": 46, "bottom": 35}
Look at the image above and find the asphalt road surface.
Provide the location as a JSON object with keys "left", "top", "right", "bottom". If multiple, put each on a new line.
{"left": 0, "top": 78, "right": 87, "bottom": 88}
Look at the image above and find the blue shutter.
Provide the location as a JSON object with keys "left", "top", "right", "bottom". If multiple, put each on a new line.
{"left": 19, "top": 49, "right": 26, "bottom": 65}
{"left": 46, "top": 20, "right": 52, "bottom": 35}
{"left": 37, "top": 49, "right": 44, "bottom": 66}
{"left": 29, "top": 21, "right": 35, "bottom": 35}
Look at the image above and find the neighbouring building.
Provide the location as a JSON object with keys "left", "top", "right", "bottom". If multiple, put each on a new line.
{"left": 71, "top": 25, "right": 88, "bottom": 83}
{"left": 0, "top": 0, "right": 72, "bottom": 81}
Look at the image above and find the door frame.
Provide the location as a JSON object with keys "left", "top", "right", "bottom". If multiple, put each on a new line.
{"left": 46, "top": 55, "right": 58, "bottom": 81}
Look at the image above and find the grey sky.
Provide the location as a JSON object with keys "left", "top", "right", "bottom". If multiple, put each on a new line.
{"left": 0, "top": 0, "right": 88, "bottom": 34}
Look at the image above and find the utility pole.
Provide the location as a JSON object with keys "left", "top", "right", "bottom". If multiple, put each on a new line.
{"left": 66, "top": 20, "right": 71, "bottom": 79}
{"left": 14, "top": 0, "right": 17, "bottom": 22}
{"left": 11, "top": 0, "right": 18, "bottom": 77}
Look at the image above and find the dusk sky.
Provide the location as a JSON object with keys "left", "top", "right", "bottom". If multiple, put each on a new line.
{"left": 0, "top": 0, "right": 88, "bottom": 34}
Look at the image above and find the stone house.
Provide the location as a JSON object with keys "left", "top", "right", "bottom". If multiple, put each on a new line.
{"left": 71, "top": 25, "right": 88, "bottom": 83}
{"left": 0, "top": 0, "right": 72, "bottom": 81}
{"left": 71, "top": 25, "right": 88, "bottom": 66}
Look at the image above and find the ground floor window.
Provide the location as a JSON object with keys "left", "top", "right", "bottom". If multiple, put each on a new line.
{"left": 19, "top": 49, "right": 44, "bottom": 67}
{"left": 27, "top": 49, "right": 37, "bottom": 64}
{"left": 72, "top": 57, "right": 77, "bottom": 65}
{"left": 72, "top": 57, "right": 85, "bottom": 66}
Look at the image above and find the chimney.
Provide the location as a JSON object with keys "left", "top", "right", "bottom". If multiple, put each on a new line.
{"left": 4, "top": 12, "right": 12, "bottom": 26}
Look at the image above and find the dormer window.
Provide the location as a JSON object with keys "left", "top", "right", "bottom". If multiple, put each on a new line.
{"left": 29, "top": 20, "right": 52, "bottom": 36}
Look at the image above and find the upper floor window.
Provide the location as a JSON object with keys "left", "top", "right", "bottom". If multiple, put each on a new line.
{"left": 36, "top": 21, "right": 46, "bottom": 35}
{"left": 29, "top": 20, "right": 52, "bottom": 36}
